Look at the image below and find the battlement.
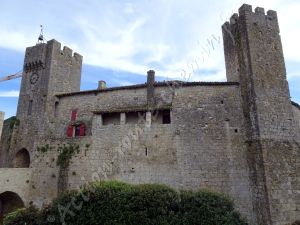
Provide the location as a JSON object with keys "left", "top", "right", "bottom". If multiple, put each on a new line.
{"left": 24, "top": 39, "right": 82, "bottom": 66}
{"left": 238, "top": 4, "right": 277, "bottom": 18}
{"left": 223, "top": 4, "right": 279, "bottom": 32}
{"left": 46, "top": 39, "right": 82, "bottom": 63}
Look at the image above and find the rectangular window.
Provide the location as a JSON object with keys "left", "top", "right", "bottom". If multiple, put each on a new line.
{"left": 28, "top": 100, "right": 33, "bottom": 115}
{"left": 125, "top": 111, "right": 146, "bottom": 124}
{"left": 152, "top": 109, "right": 171, "bottom": 124}
{"left": 102, "top": 112, "right": 120, "bottom": 126}
{"left": 54, "top": 102, "right": 59, "bottom": 117}
{"left": 162, "top": 110, "right": 171, "bottom": 124}
{"left": 126, "top": 112, "right": 139, "bottom": 124}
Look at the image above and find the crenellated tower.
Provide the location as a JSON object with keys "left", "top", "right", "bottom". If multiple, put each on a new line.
{"left": 223, "top": 4, "right": 295, "bottom": 140}
{"left": 11, "top": 40, "right": 82, "bottom": 165}
{"left": 17, "top": 40, "right": 82, "bottom": 119}
{"left": 222, "top": 4, "right": 300, "bottom": 225}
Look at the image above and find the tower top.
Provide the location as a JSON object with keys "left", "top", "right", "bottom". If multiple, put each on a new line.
{"left": 222, "top": 4, "right": 279, "bottom": 36}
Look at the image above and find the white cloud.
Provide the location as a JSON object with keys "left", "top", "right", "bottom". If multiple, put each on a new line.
{"left": 0, "top": 0, "right": 299, "bottom": 82}
{"left": 0, "top": 90, "right": 19, "bottom": 97}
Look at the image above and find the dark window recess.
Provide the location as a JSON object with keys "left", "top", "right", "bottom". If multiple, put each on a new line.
{"left": 145, "top": 147, "right": 148, "bottom": 156}
{"left": 54, "top": 102, "right": 59, "bottom": 117}
{"left": 75, "top": 126, "right": 80, "bottom": 136}
{"left": 102, "top": 112, "right": 120, "bottom": 125}
{"left": 28, "top": 100, "right": 33, "bottom": 115}
{"left": 152, "top": 109, "right": 171, "bottom": 124}
{"left": 137, "top": 112, "right": 146, "bottom": 123}
{"left": 125, "top": 111, "right": 146, "bottom": 124}
{"left": 162, "top": 110, "right": 171, "bottom": 124}
{"left": 126, "top": 112, "right": 139, "bottom": 124}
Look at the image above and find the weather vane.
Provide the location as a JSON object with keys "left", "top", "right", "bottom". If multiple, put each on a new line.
{"left": 37, "top": 25, "right": 45, "bottom": 44}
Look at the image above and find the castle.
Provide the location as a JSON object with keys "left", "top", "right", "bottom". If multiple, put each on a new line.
{"left": 0, "top": 4, "right": 299, "bottom": 225}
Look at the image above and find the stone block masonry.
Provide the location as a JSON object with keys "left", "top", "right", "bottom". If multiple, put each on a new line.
{"left": 0, "top": 4, "right": 299, "bottom": 225}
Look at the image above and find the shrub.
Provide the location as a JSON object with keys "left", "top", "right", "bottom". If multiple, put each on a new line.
{"left": 3, "top": 206, "right": 39, "bottom": 225}
{"left": 4, "top": 181, "right": 248, "bottom": 225}
{"left": 177, "top": 190, "right": 248, "bottom": 225}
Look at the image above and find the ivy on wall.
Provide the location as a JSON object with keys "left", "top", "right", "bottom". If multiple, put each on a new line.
{"left": 6, "top": 116, "right": 20, "bottom": 152}
{"left": 56, "top": 144, "right": 80, "bottom": 169}
{"left": 9, "top": 117, "right": 20, "bottom": 129}
{"left": 37, "top": 144, "right": 50, "bottom": 153}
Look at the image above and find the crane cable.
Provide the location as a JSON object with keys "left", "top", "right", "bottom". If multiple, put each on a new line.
{"left": 0, "top": 70, "right": 23, "bottom": 82}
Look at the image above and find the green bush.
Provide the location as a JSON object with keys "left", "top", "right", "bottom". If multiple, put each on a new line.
{"left": 3, "top": 206, "right": 39, "bottom": 225}
{"left": 177, "top": 190, "right": 247, "bottom": 225}
{"left": 4, "top": 181, "right": 248, "bottom": 225}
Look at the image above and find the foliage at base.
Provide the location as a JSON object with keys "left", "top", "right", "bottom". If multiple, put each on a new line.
{"left": 4, "top": 181, "right": 248, "bottom": 225}
{"left": 3, "top": 207, "right": 38, "bottom": 225}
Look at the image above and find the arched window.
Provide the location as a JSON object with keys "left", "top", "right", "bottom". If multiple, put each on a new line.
{"left": 0, "top": 191, "right": 24, "bottom": 224}
{"left": 12, "top": 149, "right": 30, "bottom": 168}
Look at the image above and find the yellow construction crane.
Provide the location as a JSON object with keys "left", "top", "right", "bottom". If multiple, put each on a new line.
{"left": 0, "top": 70, "right": 23, "bottom": 82}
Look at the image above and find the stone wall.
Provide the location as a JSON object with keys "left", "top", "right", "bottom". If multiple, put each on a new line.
{"left": 0, "top": 168, "right": 32, "bottom": 205}
{"left": 0, "top": 168, "right": 32, "bottom": 224}
{"left": 223, "top": 4, "right": 300, "bottom": 224}
{"left": 24, "top": 82, "right": 256, "bottom": 223}
{"left": 0, "top": 4, "right": 299, "bottom": 225}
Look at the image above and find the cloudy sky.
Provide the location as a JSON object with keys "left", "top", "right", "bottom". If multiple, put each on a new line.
{"left": 0, "top": 0, "right": 299, "bottom": 118}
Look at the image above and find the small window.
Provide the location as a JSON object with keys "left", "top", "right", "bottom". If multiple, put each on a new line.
{"left": 28, "top": 100, "right": 33, "bottom": 115}
{"left": 54, "top": 102, "right": 59, "bottom": 117}
{"left": 152, "top": 110, "right": 171, "bottom": 124}
{"left": 126, "top": 112, "right": 139, "bottom": 124}
{"left": 137, "top": 112, "right": 146, "bottom": 124}
{"left": 162, "top": 110, "right": 171, "bottom": 124}
{"left": 102, "top": 113, "right": 120, "bottom": 125}
{"left": 66, "top": 123, "right": 86, "bottom": 137}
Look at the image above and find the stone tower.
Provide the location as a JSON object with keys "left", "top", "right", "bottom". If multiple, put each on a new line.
{"left": 223, "top": 4, "right": 300, "bottom": 225}
{"left": 12, "top": 40, "right": 82, "bottom": 165}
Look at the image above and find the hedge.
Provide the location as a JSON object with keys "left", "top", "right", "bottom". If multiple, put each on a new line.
{"left": 4, "top": 181, "right": 248, "bottom": 225}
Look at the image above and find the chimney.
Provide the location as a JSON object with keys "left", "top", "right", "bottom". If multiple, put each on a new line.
{"left": 98, "top": 80, "right": 107, "bottom": 90}
{"left": 147, "top": 70, "right": 155, "bottom": 107}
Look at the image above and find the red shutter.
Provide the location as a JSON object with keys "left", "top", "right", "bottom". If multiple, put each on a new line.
{"left": 79, "top": 123, "right": 86, "bottom": 136}
{"left": 67, "top": 125, "right": 74, "bottom": 137}
{"left": 71, "top": 110, "right": 77, "bottom": 121}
